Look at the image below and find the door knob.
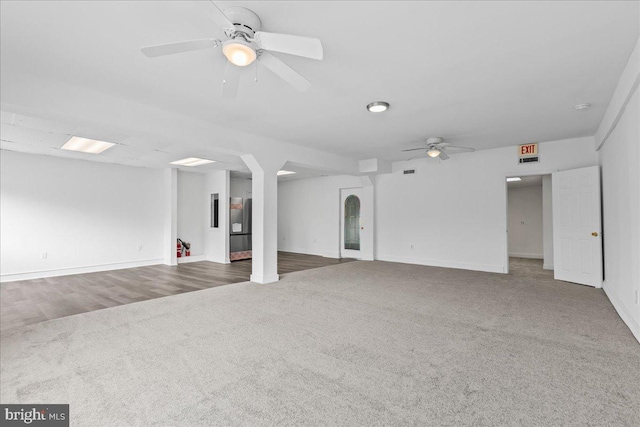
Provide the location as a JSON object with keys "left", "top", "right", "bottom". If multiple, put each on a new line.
{"left": 591, "top": 232, "right": 598, "bottom": 237}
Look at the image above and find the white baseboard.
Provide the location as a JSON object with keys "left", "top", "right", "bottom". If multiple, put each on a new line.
{"left": 509, "top": 252, "right": 544, "bottom": 259}
{"left": 376, "top": 254, "right": 505, "bottom": 274}
{"left": 602, "top": 281, "right": 640, "bottom": 344}
{"left": 250, "top": 273, "right": 279, "bottom": 284}
{"left": 177, "top": 254, "right": 206, "bottom": 264}
{"left": 205, "top": 255, "right": 230, "bottom": 264}
{"left": 278, "top": 247, "right": 324, "bottom": 257}
{"left": 278, "top": 248, "right": 340, "bottom": 259}
{"left": 0, "top": 258, "right": 164, "bottom": 283}
{"left": 543, "top": 263, "right": 554, "bottom": 270}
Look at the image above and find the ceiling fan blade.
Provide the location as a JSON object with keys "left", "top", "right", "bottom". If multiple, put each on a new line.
{"left": 257, "top": 51, "right": 311, "bottom": 92}
{"left": 141, "top": 39, "right": 220, "bottom": 57}
{"left": 439, "top": 151, "right": 450, "bottom": 160}
{"left": 444, "top": 146, "right": 475, "bottom": 152}
{"left": 208, "top": 1, "right": 235, "bottom": 32}
{"left": 402, "top": 147, "right": 426, "bottom": 152}
{"left": 221, "top": 61, "right": 242, "bottom": 98}
{"left": 254, "top": 32, "right": 323, "bottom": 60}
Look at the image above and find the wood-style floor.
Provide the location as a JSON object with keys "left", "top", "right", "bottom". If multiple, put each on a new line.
{"left": 0, "top": 252, "right": 354, "bottom": 331}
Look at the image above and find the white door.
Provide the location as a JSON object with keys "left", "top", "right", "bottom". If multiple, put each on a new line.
{"left": 552, "top": 166, "right": 603, "bottom": 287}
{"left": 340, "top": 188, "right": 364, "bottom": 259}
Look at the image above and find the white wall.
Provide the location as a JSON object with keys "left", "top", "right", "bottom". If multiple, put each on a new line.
{"left": 375, "top": 137, "right": 597, "bottom": 273}
{"left": 508, "top": 185, "right": 543, "bottom": 259}
{"left": 278, "top": 138, "right": 596, "bottom": 272}
{"left": 0, "top": 151, "right": 164, "bottom": 281}
{"left": 204, "top": 170, "right": 230, "bottom": 264}
{"left": 177, "top": 171, "right": 205, "bottom": 257}
{"left": 599, "top": 84, "right": 640, "bottom": 341}
{"left": 278, "top": 175, "right": 369, "bottom": 258}
{"left": 542, "top": 175, "right": 554, "bottom": 269}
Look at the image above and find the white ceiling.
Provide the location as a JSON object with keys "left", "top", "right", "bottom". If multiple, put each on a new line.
{"left": 507, "top": 175, "right": 545, "bottom": 188}
{"left": 1, "top": 1, "right": 638, "bottom": 169}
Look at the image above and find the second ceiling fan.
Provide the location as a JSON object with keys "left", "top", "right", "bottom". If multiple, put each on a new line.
{"left": 141, "top": 1, "right": 323, "bottom": 97}
{"left": 403, "top": 137, "right": 475, "bottom": 160}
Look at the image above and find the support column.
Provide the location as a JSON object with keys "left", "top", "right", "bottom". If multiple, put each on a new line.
{"left": 242, "top": 154, "right": 285, "bottom": 284}
{"left": 163, "top": 168, "right": 178, "bottom": 266}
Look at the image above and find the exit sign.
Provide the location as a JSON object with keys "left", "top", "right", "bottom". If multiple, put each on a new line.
{"left": 518, "top": 143, "right": 538, "bottom": 157}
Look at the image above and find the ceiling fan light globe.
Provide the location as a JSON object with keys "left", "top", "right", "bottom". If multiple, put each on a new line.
{"left": 222, "top": 39, "right": 256, "bottom": 66}
{"left": 427, "top": 149, "right": 441, "bottom": 158}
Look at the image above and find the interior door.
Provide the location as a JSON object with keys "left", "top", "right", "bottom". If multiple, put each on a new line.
{"left": 340, "top": 188, "right": 364, "bottom": 259}
{"left": 552, "top": 165, "right": 603, "bottom": 287}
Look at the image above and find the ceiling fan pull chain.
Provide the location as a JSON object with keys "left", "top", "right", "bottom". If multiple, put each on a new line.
{"left": 255, "top": 61, "right": 259, "bottom": 83}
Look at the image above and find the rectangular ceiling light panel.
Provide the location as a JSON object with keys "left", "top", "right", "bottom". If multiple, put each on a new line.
{"left": 506, "top": 177, "right": 522, "bottom": 182}
{"left": 61, "top": 136, "right": 115, "bottom": 154}
{"left": 277, "top": 170, "right": 296, "bottom": 176}
{"left": 170, "top": 157, "right": 216, "bottom": 167}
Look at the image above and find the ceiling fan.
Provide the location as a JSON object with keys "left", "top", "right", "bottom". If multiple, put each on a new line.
{"left": 141, "top": 1, "right": 323, "bottom": 97}
{"left": 402, "top": 137, "right": 475, "bottom": 160}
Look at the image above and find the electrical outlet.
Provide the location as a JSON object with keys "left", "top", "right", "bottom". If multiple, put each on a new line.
{"left": 137, "top": 245, "right": 143, "bottom": 252}
{"left": 41, "top": 252, "right": 47, "bottom": 259}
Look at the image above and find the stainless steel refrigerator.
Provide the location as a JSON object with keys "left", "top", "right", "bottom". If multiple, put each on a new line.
{"left": 229, "top": 197, "right": 252, "bottom": 261}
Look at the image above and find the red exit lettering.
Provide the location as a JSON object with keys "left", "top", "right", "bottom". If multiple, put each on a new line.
{"left": 518, "top": 143, "right": 537, "bottom": 157}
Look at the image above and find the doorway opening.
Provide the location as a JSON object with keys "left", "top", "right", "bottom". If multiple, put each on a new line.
{"left": 506, "top": 174, "right": 554, "bottom": 276}
{"left": 229, "top": 171, "right": 253, "bottom": 262}
{"left": 340, "top": 187, "right": 366, "bottom": 260}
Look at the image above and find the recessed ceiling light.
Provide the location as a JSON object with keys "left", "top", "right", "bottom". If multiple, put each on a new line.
{"left": 170, "top": 157, "right": 216, "bottom": 167}
{"left": 507, "top": 177, "right": 522, "bottom": 182}
{"left": 60, "top": 136, "right": 115, "bottom": 154}
{"left": 574, "top": 103, "right": 591, "bottom": 110}
{"left": 277, "top": 170, "right": 296, "bottom": 176}
{"left": 367, "top": 101, "right": 389, "bottom": 113}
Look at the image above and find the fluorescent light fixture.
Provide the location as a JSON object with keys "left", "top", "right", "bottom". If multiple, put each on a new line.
{"left": 277, "top": 170, "right": 296, "bottom": 176}
{"left": 61, "top": 136, "right": 115, "bottom": 154}
{"left": 367, "top": 101, "right": 389, "bottom": 113}
{"left": 222, "top": 38, "right": 256, "bottom": 67}
{"left": 507, "top": 177, "right": 522, "bottom": 182}
{"left": 427, "top": 148, "right": 441, "bottom": 158}
{"left": 170, "top": 157, "right": 216, "bottom": 167}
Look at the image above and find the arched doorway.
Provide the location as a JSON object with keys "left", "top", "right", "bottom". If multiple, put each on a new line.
{"left": 340, "top": 188, "right": 365, "bottom": 259}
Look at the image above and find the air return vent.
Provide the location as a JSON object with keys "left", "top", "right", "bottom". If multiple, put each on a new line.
{"left": 519, "top": 156, "right": 539, "bottom": 164}
{"left": 403, "top": 169, "right": 416, "bottom": 175}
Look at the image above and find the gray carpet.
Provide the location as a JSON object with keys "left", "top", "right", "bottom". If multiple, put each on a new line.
{"left": 1, "top": 260, "right": 639, "bottom": 426}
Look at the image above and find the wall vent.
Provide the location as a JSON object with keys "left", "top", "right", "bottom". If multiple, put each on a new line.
{"left": 403, "top": 169, "right": 416, "bottom": 175}
{"left": 519, "top": 156, "right": 539, "bottom": 164}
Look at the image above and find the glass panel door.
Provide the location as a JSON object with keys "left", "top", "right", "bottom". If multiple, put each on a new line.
{"left": 344, "top": 195, "right": 360, "bottom": 250}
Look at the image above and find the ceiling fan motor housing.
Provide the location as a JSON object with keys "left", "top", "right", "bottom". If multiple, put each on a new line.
{"left": 223, "top": 7, "right": 262, "bottom": 38}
